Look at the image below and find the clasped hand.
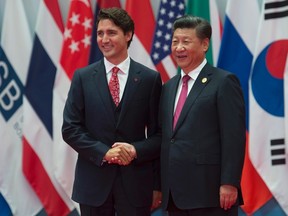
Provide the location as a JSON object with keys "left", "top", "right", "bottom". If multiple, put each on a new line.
{"left": 104, "top": 142, "right": 136, "bottom": 165}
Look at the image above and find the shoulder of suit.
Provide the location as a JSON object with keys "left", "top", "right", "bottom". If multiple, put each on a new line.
{"left": 204, "top": 63, "right": 234, "bottom": 78}
{"left": 164, "top": 74, "right": 180, "bottom": 87}
{"left": 130, "top": 58, "right": 158, "bottom": 74}
{"left": 75, "top": 60, "right": 103, "bottom": 75}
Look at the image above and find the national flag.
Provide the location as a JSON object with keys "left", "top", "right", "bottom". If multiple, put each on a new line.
{"left": 217, "top": 1, "right": 273, "bottom": 214}
{"left": 150, "top": 0, "right": 185, "bottom": 82}
{"left": 0, "top": 0, "right": 42, "bottom": 215}
{"left": 0, "top": 193, "right": 12, "bottom": 215}
{"left": 125, "top": 0, "right": 156, "bottom": 70}
{"left": 89, "top": 0, "right": 121, "bottom": 64}
{"left": 249, "top": 0, "right": 288, "bottom": 214}
{"left": 53, "top": 0, "right": 93, "bottom": 204}
{"left": 22, "top": 0, "right": 76, "bottom": 215}
{"left": 185, "top": 0, "right": 222, "bottom": 66}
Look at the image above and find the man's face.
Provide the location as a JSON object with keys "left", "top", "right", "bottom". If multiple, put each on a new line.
{"left": 171, "top": 28, "right": 208, "bottom": 73}
{"left": 97, "top": 19, "right": 132, "bottom": 65}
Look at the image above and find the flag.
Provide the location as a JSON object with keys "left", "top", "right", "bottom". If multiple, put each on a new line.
{"left": 217, "top": 1, "right": 273, "bottom": 214}
{"left": 125, "top": 0, "right": 156, "bottom": 70}
{"left": 22, "top": 0, "right": 76, "bottom": 215}
{"left": 150, "top": 0, "right": 185, "bottom": 82}
{"left": 185, "top": 0, "right": 222, "bottom": 66}
{"left": 249, "top": 0, "right": 288, "bottom": 214}
{"left": 0, "top": 0, "right": 42, "bottom": 215}
{"left": 53, "top": 0, "right": 93, "bottom": 204}
{"left": 0, "top": 193, "right": 12, "bottom": 215}
{"left": 89, "top": 0, "right": 121, "bottom": 64}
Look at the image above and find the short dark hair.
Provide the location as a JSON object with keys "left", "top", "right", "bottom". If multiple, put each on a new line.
{"left": 172, "top": 15, "right": 211, "bottom": 41}
{"left": 97, "top": 7, "right": 134, "bottom": 47}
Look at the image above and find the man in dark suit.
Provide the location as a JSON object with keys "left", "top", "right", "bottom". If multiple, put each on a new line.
{"left": 62, "top": 8, "right": 162, "bottom": 216}
{"left": 160, "top": 15, "right": 246, "bottom": 216}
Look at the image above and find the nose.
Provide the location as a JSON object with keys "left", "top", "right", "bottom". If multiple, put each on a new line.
{"left": 102, "top": 34, "right": 109, "bottom": 43}
{"left": 175, "top": 44, "right": 184, "bottom": 51}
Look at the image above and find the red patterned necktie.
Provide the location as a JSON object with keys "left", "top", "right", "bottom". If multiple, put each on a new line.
{"left": 173, "top": 75, "right": 191, "bottom": 129}
{"left": 109, "top": 67, "right": 120, "bottom": 106}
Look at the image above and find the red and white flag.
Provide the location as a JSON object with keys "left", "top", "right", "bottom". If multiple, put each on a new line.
{"left": 249, "top": 0, "right": 288, "bottom": 214}
{"left": 125, "top": 0, "right": 156, "bottom": 70}
{"left": 22, "top": 0, "right": 76, "bottom": 215}
{"left": 53, "top": 0, "right": 93, "bottom": 203}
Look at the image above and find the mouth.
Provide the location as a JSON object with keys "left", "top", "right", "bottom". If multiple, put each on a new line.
{"left": 101, "top": 45, "right": 113, "bottom": 52}
{"left": 176, "top": 54, "right": 187, "bottom": 60}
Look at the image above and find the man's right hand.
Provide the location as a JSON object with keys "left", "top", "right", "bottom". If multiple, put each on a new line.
{"left": 104, "top": 144, "right": 135, "bottom": 165}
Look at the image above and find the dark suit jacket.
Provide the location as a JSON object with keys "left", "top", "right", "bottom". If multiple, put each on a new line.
{"left": 160, "top": 63, "right": 246, "bottom": 210}
{"left": 62, "top": 58, "right": 162, "bottom": 208}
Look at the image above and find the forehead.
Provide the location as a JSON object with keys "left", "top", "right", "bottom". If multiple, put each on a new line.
{"left": 173, "top": 28, "right": 196, "bottom": 38}
{"left": 97, "top": 19, "right": 120, "bottom": 31}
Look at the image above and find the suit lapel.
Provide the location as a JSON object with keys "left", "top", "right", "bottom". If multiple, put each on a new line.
{"left": 168, "top": 75, "right": 181, "bottom": 134}
{"left": 116, "top": 59, "right": 141, "bottom": 128}
{"left": 173, "top": 64, "right": 212, "bottom": 132}
{"left": 92, "top": 60, "right": 115, "bottom": 123}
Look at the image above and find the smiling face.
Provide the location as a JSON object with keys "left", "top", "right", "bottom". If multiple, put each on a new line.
{"left": 97, "top": 19, "right": 132, "bottom": 65}
{"left": 171, "top": 28, "right": 209, "bottom": 74}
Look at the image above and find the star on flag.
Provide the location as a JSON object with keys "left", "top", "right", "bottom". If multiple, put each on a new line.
{"left": 60, "top": 0, "right": 93, "bottom": 78}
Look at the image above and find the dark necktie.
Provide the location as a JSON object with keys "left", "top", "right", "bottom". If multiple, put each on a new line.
{"left": 109, "top": 67, "right": 120, "bottom": 106}
{"left": 173, "top": 75, "right": 190, "bottom": 129}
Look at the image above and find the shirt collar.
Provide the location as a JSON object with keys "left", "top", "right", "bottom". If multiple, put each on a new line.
{"left": 104, "top": 56, "right": 130, "bottom": 74}
{"left": 181, "top": 58, "right": 207, "bottom": 80}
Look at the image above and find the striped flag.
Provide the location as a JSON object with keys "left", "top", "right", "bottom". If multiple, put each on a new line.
{"left": 150, "top": 0, "right": 185, "bottom": 82}
{"left": 22, "top": 0, "right": 76, "bottom": 215}
{"left": 0, "top": 193, "right": 12, "bottom": 215}
{"left": 53, "top": 0, "right": 93, "bottom": 204}
{"left": 125, "top": 0, "right": 156, "bottom": 70}
{"left": 217, "top": 1, "right": 274, "bottom": 214}
{"left": 186, "top": 0, "right": 222, "bottom": 66}
{"left": 0, "top": 0, "right": 42, "bottom": 215}
{"left": 249, "top": 0, "right": 288, "bottom": 214}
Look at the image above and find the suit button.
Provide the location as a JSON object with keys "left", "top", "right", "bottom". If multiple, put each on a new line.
{"left": 170, "top": 139, "right": 175, "bottom": 143}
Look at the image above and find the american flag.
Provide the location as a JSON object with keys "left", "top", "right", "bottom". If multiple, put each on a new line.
{"left": 150, "top": 0, "right": 185, "bottom": 82}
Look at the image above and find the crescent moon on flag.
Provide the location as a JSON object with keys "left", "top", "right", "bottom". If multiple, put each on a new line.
{"left": 251, "top": 40, "right": 288, "bottom": 117}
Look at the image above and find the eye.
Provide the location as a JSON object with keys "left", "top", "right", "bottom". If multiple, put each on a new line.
{"left": 107, "top": 30, "right": 117, "bottom": 36}
{"left": 172, "top": 40, "right": 178, "bottom": 45}
{"left": 97, "top": 31, "right": 103, "bottom": 37}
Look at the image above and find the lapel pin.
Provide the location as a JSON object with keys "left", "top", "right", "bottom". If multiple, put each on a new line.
{"left": 202, "top": 77, "right": 207, "bottom": 83}
{"left": 134, "top": 77, "right": 139, "bottom": 82}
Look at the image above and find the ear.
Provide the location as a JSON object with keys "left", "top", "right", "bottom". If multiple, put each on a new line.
{"left": 202, "top": 38, "right": 210, "bottom": 52}
{"left": 125, "top": 31, "right": 133, "bottom": 42}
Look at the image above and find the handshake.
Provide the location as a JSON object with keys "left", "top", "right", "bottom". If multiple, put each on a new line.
{"left": 103, "top": 142, "right": 137, "bottom": 166}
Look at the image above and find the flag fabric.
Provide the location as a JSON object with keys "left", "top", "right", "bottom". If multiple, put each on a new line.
{"left": 249, "top": 0, "right": 288, "bottom": 214}
{"left": 0, "top": 0, "right": 42, "bottom": 215}
{"left": 22, "top": 0, "right": 76, "bottom": 215}
{"left": 89, "top": 0, "right": 121, "bottom": 64}
{"left": 53, "top": 0, "right": 93, "bottom": 204}
{"left": 150, "top": 0, "right": 185, "bottom": 82}
{"left": 3, "top": 1, "right": 288, "bottom": 215}
{"left": 125, "top": 0, "right": 156, "bottom": 70}
{"left": 217, "top": 0, "right": 274, "bottom": 214}
{"left": 185, "top": 0, "right": 222, "bottom": 66}
{"left": 0, "top": 193, "right": 12, "bottom": 215}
